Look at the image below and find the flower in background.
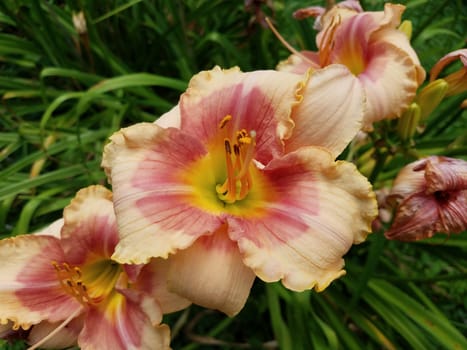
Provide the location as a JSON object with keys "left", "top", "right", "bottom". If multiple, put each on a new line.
{"left": 430, "top": 49, "right": 467, "bottom": 97}
{"left": 385, "top": 156, "right": 467, "bottom": 241}
{"left": 0, "top": 185, "right": 189, "bottom": 350}
{"left": 278, "top": 2, "right": 425, "bottom": 130}
{"left": 102, "top": 66, "right": 377, "bottom": 316}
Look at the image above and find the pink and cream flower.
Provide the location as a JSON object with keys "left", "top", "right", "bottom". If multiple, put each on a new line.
{"left": 102, "top": 66, "right": 377, "bottom": 316}
{"left": 278, "top": 2, "right": 425, "bottom": 129}
{"left": 385, "top": 156, "right": 467, "bottom": 241}
{"left": 0, "top": 185, "right": 189, "bottom": 350}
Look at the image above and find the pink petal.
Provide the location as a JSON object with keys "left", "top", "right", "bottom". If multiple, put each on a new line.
{"left": 103, "top": 123, "right": 224, "bottom": 264}
{"left": 60, "top": 185, "right": 119, "bottom": 264}
{"left": 228, "top": 147, "right": 377, "bottom": 291}
{"left": 430, "top": 49, "right": 467, "bottom": 81}
{"left": 78, "top": 291, "right": 170, "bottom": 350}
{"left": 0, "top": 235, "right": 82, "bottom": 329}
{"left": 385, "top": 191, "right": 467, "bottom": 241}
{"left": 424, "top": 156, "right": 467, "bottom": 193}
{"left": 178, "top": 66, "right": 306, "bottom": 164}
{"left": 133, "top": 258, "right": 192, "bottom": 314}
{"left": 167, "top": 226, "right": 256, "bottom": 316}
{"left": 286, "top": 64, "right": 365, "bottom": 157}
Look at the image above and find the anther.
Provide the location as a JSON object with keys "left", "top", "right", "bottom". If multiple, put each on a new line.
{"left": 224, "top": 139, "right": 232, "bottom": 154}
{"left": 219, "top": 115, "right": 232, "bottom": 129}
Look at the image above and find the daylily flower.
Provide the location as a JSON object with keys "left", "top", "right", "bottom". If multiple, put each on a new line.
{"left": 0, "top": 185, "right": 189, "bottom": 350}
{"left": 430, "top": 49, "right": 467, "bottom": 97}
{"left": 385, "top": 156, "right": 467, "bottom": 241}
{"left": 102, "top": 66, "right": 377, "bottom": 316}
{"left": 277, "top": 2, "right": 426, "bottom": 129}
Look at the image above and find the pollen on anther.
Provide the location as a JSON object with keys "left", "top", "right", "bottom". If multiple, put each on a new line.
{"left": 219, "top": 115, "right": 232, "bottom": 129}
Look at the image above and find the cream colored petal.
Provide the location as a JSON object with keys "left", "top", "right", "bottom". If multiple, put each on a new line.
{"left": 134, "top": 258, "right": 192, "bottom": 314}
{"left": 102, "top": 123, "right": 223, "bottom": 264}
{"left": 276, "top": 51, "right": 320, "bottom": 74}
{"left": 34, "top": 218, "right": 64, "bottom": 238}
{"left": 168, "top": 227, "right": 256, "bottom": 317}
{"left": 388, "top": 158, "right": 427, "bottom": 205}
{"left": 358, "top": 40, "right": 419, "bottom": 129}
{"left": 155, "top": 104, "right": 181, "bottom": 128}
{"left": 286, "top": 64, "right": 365, "bottom": 157}
{"left": 27, "top": 317, "right": 83, "bottom": 349}
{"left": 0, "top": 235, "right": 82, "bottom": 330}
{"left": 228, "top": 147, "right": 377, "bottom": 291}
{"left": 179, "top": 66, "right": 307, "bottom": 162}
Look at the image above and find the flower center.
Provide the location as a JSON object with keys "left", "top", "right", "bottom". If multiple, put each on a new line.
{"left": 215, "top": 115, "right": 256, "bottom": 204}
{"left": 52, "top": 259, "right": 121, "bottom": 306}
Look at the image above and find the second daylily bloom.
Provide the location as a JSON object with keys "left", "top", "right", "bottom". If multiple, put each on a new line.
{"left": 0, "top": 185, "right": 189, "bottom": 350}
{"left": 102, "top": 66, "right": 378, "bottom": 316}
{"left": 278, "top": 2, "right": 425, "bottom": 129}
{"left": 385, "top": 156, "right": 467, "bottom": 241}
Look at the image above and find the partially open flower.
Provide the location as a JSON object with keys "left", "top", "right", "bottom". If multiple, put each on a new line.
{"left": 102, "top": 66, "right": 377, "bottom": 316}
{"left": 278, "top": 3, "right": 425, "bottom": 130}
{"left": 385, "top": 156, "right": 467, "bottom": 241}
{"left": 0, "top": 185, "right": 189, "bottom": 349}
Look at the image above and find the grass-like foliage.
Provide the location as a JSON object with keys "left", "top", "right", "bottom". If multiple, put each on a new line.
{"left": 0, "top": 0, "right": 466, "bottom": 349}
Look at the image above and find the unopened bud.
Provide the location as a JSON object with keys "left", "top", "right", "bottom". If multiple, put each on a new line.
{"left": 397, "top": 102, "right": 421, "bottom": 141}
{"left": 398, "top": 20, "right": 412, "bottom": 40}
{"left": 415, "top": 79, "right": 448, "bottom": 121}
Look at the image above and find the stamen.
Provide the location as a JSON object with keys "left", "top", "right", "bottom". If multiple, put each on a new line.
{"left": 265, "top": 17, "right": 315, "bottom": 66}
{"left": 52, "top": 261, "right": 97, "bottom": 306}
{"left": 236, "top": 130, "right": 256, "bottom": 180}
{"left": 219, "top": 115, "right": 232, "bottom": 129}
{"left": 216, "top": 123, "right": 257, "bottom": 204}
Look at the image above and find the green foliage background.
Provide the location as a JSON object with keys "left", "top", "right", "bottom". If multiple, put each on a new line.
{"left": 0, "top": 0, "right": 466, "bottom": 349}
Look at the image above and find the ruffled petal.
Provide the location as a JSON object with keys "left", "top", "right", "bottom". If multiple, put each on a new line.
{"left": 357, "top": 38, "right": 420, "bottom": 128}
{"left": 311, "top": 3, "right": 424, "bottom": 129}
{"left": 424, "top": 156, "right": 467, "bottom": 193}
{"left": 102, "top": 123, "right": 224, "bottom": 264}
{"left": 60, "top": 185, "right": 118, "bottom": 264}
{"left": 78, "top": 290, "right": 170, "bottom": 350}
{"left": 286, "top": 64, "right": 365, "bottom": 157}
{"left": 0, "top": 235, "right": 81, "bottom": 329}
{"left": 178, "top": 66, "right": 306, "bottom": 164}
{"left": 228, "top": 147, "right": 377, "bottom": 291}
{"left": 134, "top": 258, "right": 191, "bottom": 314}
{"left": 167, "top": 226, "right": 256, "bottom": 316}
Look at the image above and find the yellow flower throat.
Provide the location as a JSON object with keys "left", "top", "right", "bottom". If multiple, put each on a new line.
{"left": 215, "top": 115, "right": 256, "bottom": 204}
{"left": 52, "top": 259, "right": 121, "bottom": 306}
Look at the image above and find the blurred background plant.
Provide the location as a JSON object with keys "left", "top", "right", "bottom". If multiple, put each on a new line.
{"left": 0, "top": 0, "right": 466, "bottom": 349}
